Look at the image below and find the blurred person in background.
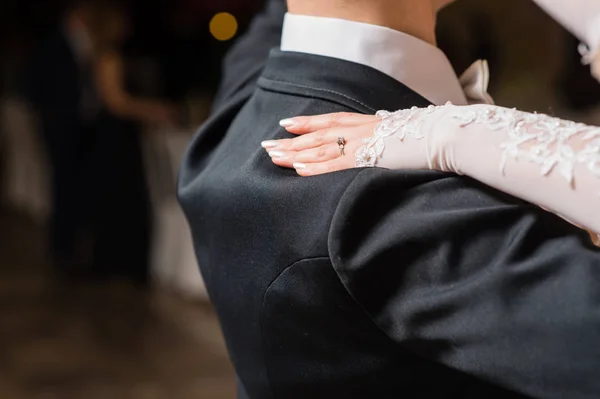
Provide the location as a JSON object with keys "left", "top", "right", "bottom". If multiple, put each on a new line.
{"left": 25, "top": 0, "right": 98, "bottom": 279}
{"left": 26, "top": 0, "right": 177, "bottom": 285}
{"left": 88, "top": 0, "right": 177, "bottom": 286}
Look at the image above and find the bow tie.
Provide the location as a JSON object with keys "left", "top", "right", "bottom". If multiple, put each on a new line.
{"left": 459, "top": 59, "right": 494, "bottom": 105}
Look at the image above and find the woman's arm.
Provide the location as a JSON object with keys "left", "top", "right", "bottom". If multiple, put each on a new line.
{"left": 374, "top": 103, "right": 600, "bottom": 237}
{"left": 95, "top": 52, "right": 176, "bottom": 124}
{"left": 263, "top": 104, "right": 600, "bottom": 236}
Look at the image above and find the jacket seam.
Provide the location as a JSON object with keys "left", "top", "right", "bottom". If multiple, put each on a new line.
{"left": 258, "top": 170, "right": 367, "bottom": 398}
{"left": 258, "top": 77, "right": 377, "bottom": 113}
{"left": 259, "top": 255, "right": 330, "bottom": 398}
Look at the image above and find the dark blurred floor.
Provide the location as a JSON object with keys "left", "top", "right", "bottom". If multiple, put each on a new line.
{"left": 0, "top": 208, "right": 236, "bottom": 399}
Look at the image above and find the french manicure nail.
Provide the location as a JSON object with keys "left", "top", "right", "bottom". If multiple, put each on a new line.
{"left": 268, "top": 151, "right": 285, "bottom": 158}
{"left": 261, "top": 140, "right": 278, "bottom": 149}
{"left": 293, "top": 162, "right": 306, "bottom": 169}
{"left": 279, "top": 119, "right": 295, "bottom": 127}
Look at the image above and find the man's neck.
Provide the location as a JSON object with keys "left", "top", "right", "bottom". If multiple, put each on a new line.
{"left": 286, "top": 0, "right": 437, "bottom": 45}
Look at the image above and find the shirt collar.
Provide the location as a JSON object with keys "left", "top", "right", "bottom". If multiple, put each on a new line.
{"left": 281, "top": 13, "right": 468, "bottom": 106}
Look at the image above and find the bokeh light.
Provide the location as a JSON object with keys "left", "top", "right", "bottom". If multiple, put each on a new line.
{"left": 209, "top": 12, "right": 238, "bottom": 41}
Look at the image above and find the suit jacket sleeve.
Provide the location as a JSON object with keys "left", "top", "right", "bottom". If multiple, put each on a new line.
{"left": 212, "top": 0, "right": 286, "bottom": 110}
{"left": 329, "top": 167, "right": 600, "bottom": 399}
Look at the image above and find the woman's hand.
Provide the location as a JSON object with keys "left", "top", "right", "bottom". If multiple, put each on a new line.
{"left": 261, "top": 112, "right": 380, "bottom": 176}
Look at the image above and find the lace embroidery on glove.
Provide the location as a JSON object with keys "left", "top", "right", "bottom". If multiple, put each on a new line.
{"left": 453, "top": 106, "right": 600, "bottom": 186}
{"left": 355, "top": 104, "right": 446, "bottom": 167}
{"left": 356, "top": 103, "right": 600, "bottom": 192}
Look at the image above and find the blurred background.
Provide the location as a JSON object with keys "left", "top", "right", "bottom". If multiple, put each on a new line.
{"left": 0, "top": 0, "right": 599, "bottom": 397}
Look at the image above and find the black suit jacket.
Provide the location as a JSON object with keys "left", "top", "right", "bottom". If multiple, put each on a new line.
{"left": 178, "top": 1, "right": 600, "bottom": 398}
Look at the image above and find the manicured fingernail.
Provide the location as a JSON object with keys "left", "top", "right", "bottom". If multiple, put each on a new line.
{"left": 279, "top": 119, "right": 295, "bottom": 127}
{"left": 268, "top": 151, "right": 285, "bottom": 158}
{"left": 293, "top": 162, "right": 306, "bottom": 169}
{"left": 261, "top": 140, "right": 278, "bottom": 149}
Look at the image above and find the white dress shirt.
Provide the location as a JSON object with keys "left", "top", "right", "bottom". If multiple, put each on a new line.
{"left": 281, "top": 13, "right": 469, "bottom": 106}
